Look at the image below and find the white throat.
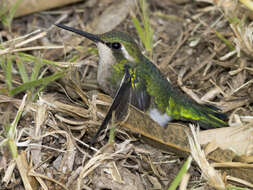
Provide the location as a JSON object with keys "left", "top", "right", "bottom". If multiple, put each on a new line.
{"left": 97, "top": 42, "right": 117, "bottom": 94}
{"left": 96, "top": 42, "right": 135, "bottom": 94}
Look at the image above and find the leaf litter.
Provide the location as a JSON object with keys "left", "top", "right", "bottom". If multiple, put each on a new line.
{"left": 1, "top": 0, "right": 253, "bottom": 189}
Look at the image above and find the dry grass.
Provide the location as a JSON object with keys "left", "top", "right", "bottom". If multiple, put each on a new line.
{"left": 1, "top": 0, "right": 253, "bottom": 189}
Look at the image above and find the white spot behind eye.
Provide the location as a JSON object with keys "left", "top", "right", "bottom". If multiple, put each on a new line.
{"left": 121, "top": 44, "right": 135, "bottom": 62}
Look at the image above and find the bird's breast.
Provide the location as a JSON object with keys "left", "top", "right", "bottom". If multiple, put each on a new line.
{"left": 97, "top": 42, "right": 117, "bottom": 95}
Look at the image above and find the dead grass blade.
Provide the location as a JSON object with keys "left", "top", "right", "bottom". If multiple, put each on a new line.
{"left": 226, "top": 175, "right": 253, "bottom": 188}
{"left": 199, "top": 124, "right": 253, "bottom": 156}
{"left": 187, "top": 124, "right": 226, "bottom": 190}
{"left": 28, "top": 170, "right": 68, "bottom": 190}
{"left": 2, "top": 160, "right": 16, "bottom": 184}
{"left": 39, "top": 94, "right": 90, "bottom": 118}
{"left": 16, "top": 151, "right": 39, "bottom": 190}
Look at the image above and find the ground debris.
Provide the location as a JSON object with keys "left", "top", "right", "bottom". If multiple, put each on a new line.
{"left": 1, "top": 0, "right": 253, "bottom": 189}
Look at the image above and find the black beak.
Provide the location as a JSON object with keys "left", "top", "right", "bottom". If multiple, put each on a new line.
{"left": 55, "top": 24, "right": 103, "bottom": 43}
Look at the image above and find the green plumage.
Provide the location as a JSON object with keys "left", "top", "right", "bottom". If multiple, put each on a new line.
{"left": 126, "top": 55, "right": 227, "bottom": 129}
{"left": 55, "top": 24, "right": 228, "bottom": 131}
{"left": 99, "top": 30, "right": 227, "bottom": 129}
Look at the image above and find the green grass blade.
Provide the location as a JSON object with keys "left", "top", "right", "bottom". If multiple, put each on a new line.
{"left": 0, "top": 56, "right": 5, "bottom": 70}
{"left": 132, "top": 17, "right": 145, "bottom": 44}
{"left": 1, "top": 0, "right": 21, "bottom": 30}
{"left": 18, "top": 52, "right": 63, "bottom": 67}
{"left": 6, "top": 0, "right": 21, "bottom": 23}
{"left": 33, "top": 85, "right": 46, "bottom": 101}
{"left": 16, "top": 57, "right": 29, "bottom": 83}
{"left": 0, "top": 57, "right": 8, "bottom": 94}
{"left": 8, "top": 94, "right": 27, "bottom": 158}
{"left": 6, "top": 56, "right": 13, "bottom": 91}
{"left": 131, "top": 0, "right": 153, "bottom": 58}
{"left": 140, "top": 0, "right": 148, "bottom": 32}
{"left": 140, "top": 0, "right": 153, "bottom": 56}
{"left": 215, "top": 31, "right": 234, "bottom": 51}
{"left": 9, "top": 71, "right": 65, "bottom": 96}
{"left": 167, "top": 156, "right": 192, "bottom": 190}
{"left": 30, "top": 58, "right": 43, "bottom": 81}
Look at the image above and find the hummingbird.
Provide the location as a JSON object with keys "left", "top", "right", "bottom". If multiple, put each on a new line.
{"left": 56, "top": 24, "right": 228, "bottom": 144}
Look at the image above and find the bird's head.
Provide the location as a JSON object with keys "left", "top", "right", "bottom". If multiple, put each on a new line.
{"left": 56, "top": 24, "right": 142, "bottom": 65}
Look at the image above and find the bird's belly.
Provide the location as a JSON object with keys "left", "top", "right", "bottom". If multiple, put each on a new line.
{"left": 148, "top": 108, "right": 172, "bottom": 127}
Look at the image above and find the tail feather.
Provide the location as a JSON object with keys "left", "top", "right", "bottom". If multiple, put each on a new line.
{"left": 195, "top": 104, "right": 228, "bottom": 129}
{"left": 205, "top": 104, "right": 227, "bottom": 120}
{"left": 169, "top": 97, "right": 228, "bottom": 129}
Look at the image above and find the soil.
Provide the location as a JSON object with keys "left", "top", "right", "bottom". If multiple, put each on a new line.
{"left": 0, "top": 0, "right": 253, "bottom": 189}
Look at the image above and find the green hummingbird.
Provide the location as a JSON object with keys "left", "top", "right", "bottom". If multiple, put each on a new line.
{"left": 56, "top": 24, "right": 228, "bottom": 144}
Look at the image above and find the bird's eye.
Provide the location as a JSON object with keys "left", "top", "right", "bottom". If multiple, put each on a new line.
{"left": 112, "top": 42, "right": 121, "bottom": 49}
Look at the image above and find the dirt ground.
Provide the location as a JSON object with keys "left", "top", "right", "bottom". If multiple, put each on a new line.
{"left": 1, "top": 0, "right": 253, "bottom": 189}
